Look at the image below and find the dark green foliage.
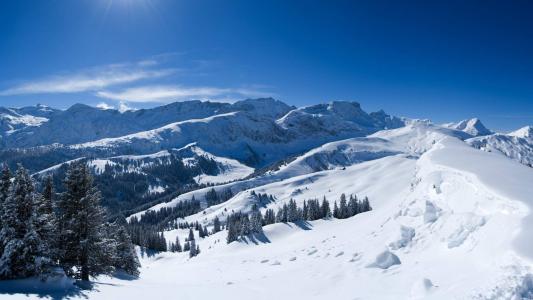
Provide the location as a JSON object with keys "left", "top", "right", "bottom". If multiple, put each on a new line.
{"left": 226, "top": 193, "right": 372, "bottom": 244}
{"left": 0, "top": 166, "right": 52, "bottom": 279}
{"left": 111, "top": 223, "right": 141, "bottom": 277}
{"left": 55, "top": 162, "right": 115, "bottom": 281}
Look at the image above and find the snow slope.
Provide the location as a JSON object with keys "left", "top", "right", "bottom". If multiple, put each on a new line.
{"left": 4, "top": 121, "right": 533, "bottom": 299}
{"left": 12, "top": 123, "right": 531, "bottom": 300}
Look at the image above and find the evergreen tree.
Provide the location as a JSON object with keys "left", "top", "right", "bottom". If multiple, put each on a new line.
{"left": 0, "top": 166, "right": 51, "bottom": 279}
{"left": 250, "top": 210, "right": 263, "bottom": 234}
{"left": 34, "top": 176, "right": 57, "bottom": 261}
{"left": 56, "top": 162, "right": 114, "bottom": 281}
{"left": 205, "top": 188, "right": 219, "bottom": 206}
{"left": 321, "top": 197, "right": 331, "bottom": 219}
{"left": 241, "top": 215, "right": 250, "bottom": 235}
{"left": 189, "top": 239, "right": 197, "bottom": 258}
{"left": 263, "top": 209, "right": 276, "bottom": 225}
{"left": 339, "top": 193, "right": 348, "bottom": 219}
{"left": 112, "top": 223, "right": 140, "bottom": 277}
{"left": 333, "top": 201, "right": 339, "bottom": 218}
{"left": 213, "top": 216, "right": 221, "bottom": 233}
{"left": 361, "top": 196, "right": 371, "bottom": 212}
{"left": 188, "top": 228, "right": 195, "bottom": 242}
{"left": 0, "top": 165, "right": 11, "bottom": 258}
{"left": 287, "top": 199, "right": 299, "bottom": 222}
{"left": 275, "top": 207, "right": 284, "bottom": 223}
{"left": 226, "top": 219, "right": 239, "bottom": 243}
{"left": 175, "top": 235, "right": 182, "bottom": 252}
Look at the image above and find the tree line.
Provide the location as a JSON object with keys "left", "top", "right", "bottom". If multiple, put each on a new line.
{"left": 226, "top": 193, "right": 371, "bottom": 243}
{"left": 0, "top": 163, "right": 140, "bottom": 282}
{"left": 126, "top": 187, "right": 237, "bottom": 252}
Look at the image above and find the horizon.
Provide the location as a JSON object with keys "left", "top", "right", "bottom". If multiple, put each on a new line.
{"left": 1, "top": 0, "right": 532, "bottom": 131}
{"left": 4, "top": 98, "right": 527, "bottom": 134}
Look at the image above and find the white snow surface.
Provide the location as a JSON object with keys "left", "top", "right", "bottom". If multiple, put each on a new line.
{"left": 509, "top": 126, "right": 533, "bottom": 139}
{"left": 443, "top": 118, "right": 492, "bottom": 137}
{"left": 6, "top": 122, "right": 533, "bottom": 299}
{"left": 92, "top": 123, "right": 533, "bottom": 299}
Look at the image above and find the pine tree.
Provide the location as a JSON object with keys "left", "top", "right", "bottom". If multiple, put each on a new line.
{"left": 275, "top": 207, "right": 284, "bottom": 223}
{"left": 321, "top": 197, "right": 331, "bottom": 219}
{"left": 348, "top": 194, "right": 359, "bottom": 217}
{"left": 226, "top": 214, "right": 240, "bottom": 244}
{"left": 339, "top": 193, "right": 348, "bottom": 219}
{"left": 188, "top": 228, "right": 195, "bottom": 242}
{"left": 241, "top": 215, "right": 250, "bottom": 235}
{"left": 361, "top": 196, "right": 371, "bottom": 212}
{"left": 56, "top": 162, "right": 114, "bottom": 281}
{"left": 263, "top": 209, "right": 276, "bottom": 225}
{"left": 34, "top": 176, "right": 57, "bottom": 261}
{"left": 175, "top": 235, "right": 182, "bottom": 252}
{"left": 112, "top": 223, "right": 140, "bottom": 277}
{"left": 333, "top": 201, "right": 339, "bottom": 218}
{"left": 213, "top": 216, "right": 221, "bottom": 233}
{"left": 0, "top": 165, "right": 11, "bottom": 258}
{"left": 302, "top": 200, "right": 309, "bottom": 220}
{"left": 250, "top": 210, "right": 263, "bottom": 234}
{"left": 288, "top": 199, "right": 299, "bottom": 222}
{"left": 189, "top": 239, "right": 197, "bottom": 258}
{"left": 0, "top": 166, "right": 51, "bottom": 279}
{"left": 205, "top": 188, "right": 219, "bottom": 206}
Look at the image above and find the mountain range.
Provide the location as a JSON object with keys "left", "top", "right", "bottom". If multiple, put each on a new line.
{"left": 1, "top": 98, "right": 533, "bottom": 299}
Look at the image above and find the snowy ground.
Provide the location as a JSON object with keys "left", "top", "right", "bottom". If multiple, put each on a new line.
{"left": 3, "top": 123, "right": 533, "bottom": 299}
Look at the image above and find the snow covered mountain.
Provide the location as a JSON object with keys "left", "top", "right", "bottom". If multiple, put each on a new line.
{"left": 0, "top": 104, "right": 59, "bottom": 138}
{"left": 443, "top": 117, "right": 492, "bottom": 137}
{"left": 111, "top": 120, "right": 533, "bottom": 300}
{"left": 30, "top": 143, "right": 254, "bottom": 212}
{"left": 509, "top": 126, "right": 533, "bottom": 139}
{"left": 70, "top": 101, "right": 404, "bottom": 167}
{"left": 2, "top": 98, "right": 533, "bottom": 299}
{"left": 467, "top": 127, "right": 533, "bottom": 167}
{"left": 0, "top": 98, "right": 294, "bottom": 149}
{"left": 0, "top": 99, "right": 403, "bottom": 173}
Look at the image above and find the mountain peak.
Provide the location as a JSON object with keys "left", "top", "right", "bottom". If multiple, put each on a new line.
{"left": 509, "top": 125, "right": 533, "bottom": 139}
{"left": 67, "top": 103, "right": 95, "bottom": 112}
{"left": 229, "top": 98, "right": 294, "bottom": 118}
{"left": 446, "top": 118, "right": 492, "bottom": 137}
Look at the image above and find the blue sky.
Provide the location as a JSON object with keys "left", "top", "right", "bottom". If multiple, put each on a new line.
{"left": 0, "top": 0, "right": 532, "bottom": 131}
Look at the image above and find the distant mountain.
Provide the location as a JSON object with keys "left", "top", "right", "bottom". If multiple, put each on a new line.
{"left": 509, "top": 126, "right": 533, "bottom": 139}
{"left": 65, "top": 100, "right": 404, "bottom": 168}
{"left": 1, "top": 101, "right": 228, "bottom": 148}
{"left": 467, "top": 125, "right": 533, "bottom": 167}
{"left": 0, "top": 98, "right": 404, "bottom": 174}
{"left": 0, "top": 98, "right": 297, "bottom": 149}
{"left": 0, "top": 104, "right": 60, "bottom": 138}
{"left": 443, "top": 118, "right": 492, "bottom": 137}
{"left": 31, "top": 144, "right": 253, "bottom": 212}
{"left": 12, "top": 104, "right": 61, "bottom": 118}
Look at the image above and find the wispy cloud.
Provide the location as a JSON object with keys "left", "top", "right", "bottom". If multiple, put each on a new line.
{"left": 96, "top": 85, "right": 275, "bottom": 103}
{"left": 0, "top": 54, "right": 276, "bottom": 105}
{"left": 0, "top": 61, "right": 175, "bottom": 96}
